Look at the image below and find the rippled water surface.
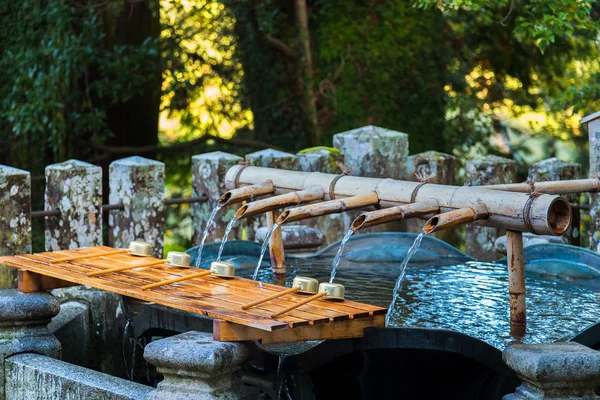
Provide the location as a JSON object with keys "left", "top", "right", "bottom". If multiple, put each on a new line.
{"left": 239, "top": 257, "right": 600, "bottom": 349}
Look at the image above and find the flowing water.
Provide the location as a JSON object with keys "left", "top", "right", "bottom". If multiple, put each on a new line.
{"left": 216, "top": 219, "right": 237, "bottom": 262}
{"left": 329, "top": 228, "right": 354, "bottom": 283}
{"left": 195, "top": 205, "right": 221, "bottom": 267}
{"left": 253, "top": 223, "right": 279, "bottom": 280}
{"left": 385, "top": 231, "right": 425, "bottom": 326}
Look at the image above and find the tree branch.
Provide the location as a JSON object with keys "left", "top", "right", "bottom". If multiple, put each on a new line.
{"left": 264, "top": 34, "right": 297, "bottom": 59}
{"left": 80, "top": 135, "right": 283, "bottom": 155}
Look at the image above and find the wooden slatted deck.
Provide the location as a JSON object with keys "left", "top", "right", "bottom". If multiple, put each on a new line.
{"left": 0, "top": 246, "right": 386, "bottom": 343}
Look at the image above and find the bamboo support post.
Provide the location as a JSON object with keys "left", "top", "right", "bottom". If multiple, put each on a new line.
{"left": 225, "top": 166, "right": 572, "bottom": 236}
{"left": 277, "top": 193, "right": 380, "bottom": 224}
{"left": 267, "top": 211, "right": 286, "bottom": 275}
{"left": 271, "top": 293, "right": 324, "bottom": 319}
{"left": 506, "top": 230, "right": 526, "bottom": 326}
{"left": 87, "top": 259, "right": 166, "bottom": 277}
{"left": 218, "top": 181, "right": 275, "bottom": 207}
{"left": 351, "top": 200, "right": 440, "bottom": 231}
{"left": 481, "top": 178, "right": 600, "bottom": 194}
{"left": 241, "top": 287, "right": 299, "bottom": 310}
{"left": 141, "top": 270, "right": 212, "bottom": 290}
{"left": 423, "top": 204, "right": 489, "bottom": 234}
{"left": 51, "top": 249, "right": 129, "bottom": 263}
{"left": 234, "top": 187, "right": 325, "bottom": 220}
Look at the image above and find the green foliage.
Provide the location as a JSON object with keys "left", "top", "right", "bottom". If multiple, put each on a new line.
{"left": 0, "top": 0, "right": 160, "bottom": 172}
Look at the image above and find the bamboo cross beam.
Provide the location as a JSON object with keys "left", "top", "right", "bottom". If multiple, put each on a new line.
{"left": 51, "top": 249, "right": 129, "bottom": 263}
{"left": 87, "top": 259, "right": 166, "bottom": 277}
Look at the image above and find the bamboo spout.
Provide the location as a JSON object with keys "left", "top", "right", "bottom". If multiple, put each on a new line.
{"left": 277, "top": 193, "right": 380, "bottom": 225}
{"left": 219, "top": 181, "right": 275, "bottom": 207}
{"left": 234, "top": 186, "right": 325, "bottom": 220}
{"left": 423, "top": 204, "right": 489, "bottom": 234}
{"left": 351, "top": 200, "right": 440, "bottom": 231}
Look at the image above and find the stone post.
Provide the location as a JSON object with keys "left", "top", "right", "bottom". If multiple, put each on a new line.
{"left": 502, "top": 342, "right": 600, "bottom": 400}
{"left": 0, "top": 289, "right": 61, "bottom": 400}
{"left": 465, "top": 155, "right": 517, "bottom": 261}
{"left": 297, "top": 147, "right": 346, "bottom": 245}
{"left": 333, "top": 125, "right": 409, "bottom": 179}
{"left": 406, "top": 151, "right": 457, "bottom": 236}
{"left": 244, "top": 149, "right": 299, "bottom": 241}
{"left": 581, "top": 111, "right": 600, "bottom": 249}
{"left": 528, "top": 157, "right": 582, "bottom": 245}
{"left": 0, "top": 166, "right": 31, "bottom": 288}
{"left": 192, "top": 152, "right": 243, "bottom": 244}
{"left": 109, "top": 156, "right": 165, "bottom": 258}
{"left": 44, "top": 160, "right": 102, "bottom": 251}
{"left": 143, "top": 331, "right": 255, "bottom": 400}
{"left": 334, "top": 126, "right": 409, "bottom": 234}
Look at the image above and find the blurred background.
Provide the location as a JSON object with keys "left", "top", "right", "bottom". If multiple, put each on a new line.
{"left": 1, "top": 0, "right": 598, "bottom": 252}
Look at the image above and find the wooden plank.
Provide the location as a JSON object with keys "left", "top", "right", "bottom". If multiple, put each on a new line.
{"left": 213, "top": 315, "right": 385, "bottom": 344}
{"left": 18, "top": 270, "right": 77, "bottom": 293}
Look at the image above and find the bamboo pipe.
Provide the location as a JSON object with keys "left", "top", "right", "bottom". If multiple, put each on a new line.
{"left": 506, "top": 230, "right": 526, "bottom": 326}
{"left": 51, "top": 249, "right": 129, "bottom": 263}
{"left": 271, "top": 293, "right": 324, "bottom": 318}
{"left": 87, "top": 259, "right": 166, "bottom": 277}
{"left": 351, "top": 200, "right": 440, "bottom": 231}
{"left": 225, "top": 166, "right": 572, "bottom": 236}
{"left": 233, "top": 186, "right": 325, "bottom": 220}
{"left": 423, "top": 204, "right": 488, "bottom": 234}
{"left": 242, "top": 287, "right": 299, "bottom": 310}
{"left": 276, "top": 193, "right": 380, "bottom": 225}
{"left": 481, "top": 178, "right": 600, "bottom": 194}
{"left": 218, "top": 181, "right": 275, "bottom": 207}
{"left": 141, "top": 270, "right": 212, "bottom": 290}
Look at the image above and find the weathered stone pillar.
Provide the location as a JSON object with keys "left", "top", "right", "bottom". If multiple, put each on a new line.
{"left": 143, "top": 331, "right": 255, "bottom": 400}
{"left": 44, "top": 160, "right": 102, "bottom": 251}
{"left": 192, "top": 152, "right": 243, "bottom": 244}
{"left": 0, "top": 166, "right": 31, "bottom": 288}
{"left": 109, "top": 156, "right": 165, "bottom": 258}
{"left": 581, "top": 111, "right": 600, "bottom": 249}
{"left": 0, "top": 289, "right": 61, "bottom": 400}
{"left": 502, "top": 342, "right": 600, "bottom": 400}
{"left": 406, "top": 151, "right": 457, "bottom": 236}
{"left": 333, "top": 125, "right": 409, "bottom": 179}
{"left": 244, "top": 149, "right": 299, "bottom": 241}
{"left": 529, "top": 157, "right": 582, "bottom": 245}
{"left": 465, "top": 155, "right": 517, "bottom": 261}
{"left": 297, "top": 147, "right": 346, "bottom": 244}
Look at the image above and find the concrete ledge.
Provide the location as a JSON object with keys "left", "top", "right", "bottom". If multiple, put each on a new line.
{"left": 5, "top": 353, "right": 153, "bottom": 400}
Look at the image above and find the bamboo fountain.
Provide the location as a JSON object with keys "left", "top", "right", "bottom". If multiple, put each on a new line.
{"left": 222, "top": 165, "right": 581, "bottom": 329}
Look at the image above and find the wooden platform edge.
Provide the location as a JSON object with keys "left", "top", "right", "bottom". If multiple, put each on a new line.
{"left": 18, "top": 270, "right": 78, "bottom": 293}
{"left": 213, "top": 315, "right": 385, "bottom": 344}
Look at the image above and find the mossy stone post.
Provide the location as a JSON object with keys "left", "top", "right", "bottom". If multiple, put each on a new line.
{"left": 465, "top": 156, "right": 517, "bottom": 261}
{"left": 528, "top": 157, "right": 581, "bottom": 246}
{"left": 581, "top": 111, "right": 600, "bottom": 249}
{"left": 244, "top": 149, "right": 299, "bottom": 241}
{"left": 297, "top": 147, "right": 346, "bottom": 244}
{"left": 0, "top": 290, "right": 61, "bottom": 400}
{"left": 0, "top": 166, "right": 31, "bottom": 288}
{"left": 406, "top": 151, "right": 457, "bottom": 236}
{"left": 143, "top": 331, "right": 255, "bottom": 400}
{"left": 45, "top": 160, "right": 102, "bottom": 251}
{"left": 334, "top": 126, "right": 409, "bottom": 233}
{"left": 192, "top": 152, "right": 243, "bottom": 245}
{"left": 109, "top": 156, "right": 165, "bottom": 258}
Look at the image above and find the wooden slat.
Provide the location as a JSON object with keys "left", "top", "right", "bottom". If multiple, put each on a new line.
{"left": 0, "top": 246, "right": 387, "bottom": 341}
{"left": 214, "top": 315, "right": 385, "bottom": 344}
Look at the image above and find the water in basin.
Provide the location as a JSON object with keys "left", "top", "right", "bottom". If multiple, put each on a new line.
{"left": 189, "top": 234, "right": 600, "bottom": 350}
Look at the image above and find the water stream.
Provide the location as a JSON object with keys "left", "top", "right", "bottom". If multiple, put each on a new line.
{"left": 216, "top": 219, "right": 237, "bottom": 262}
{"left": 195, "top": 204, "right": 222, "bottom": 267}
{"left": 329, "top": 228, "right": 354, "bottom": 283}
{"left": 385, "top": 231, "right": 425, "bottom": 326}
{"left": 253, "top": 223, "right": 279, "bottom": 280}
